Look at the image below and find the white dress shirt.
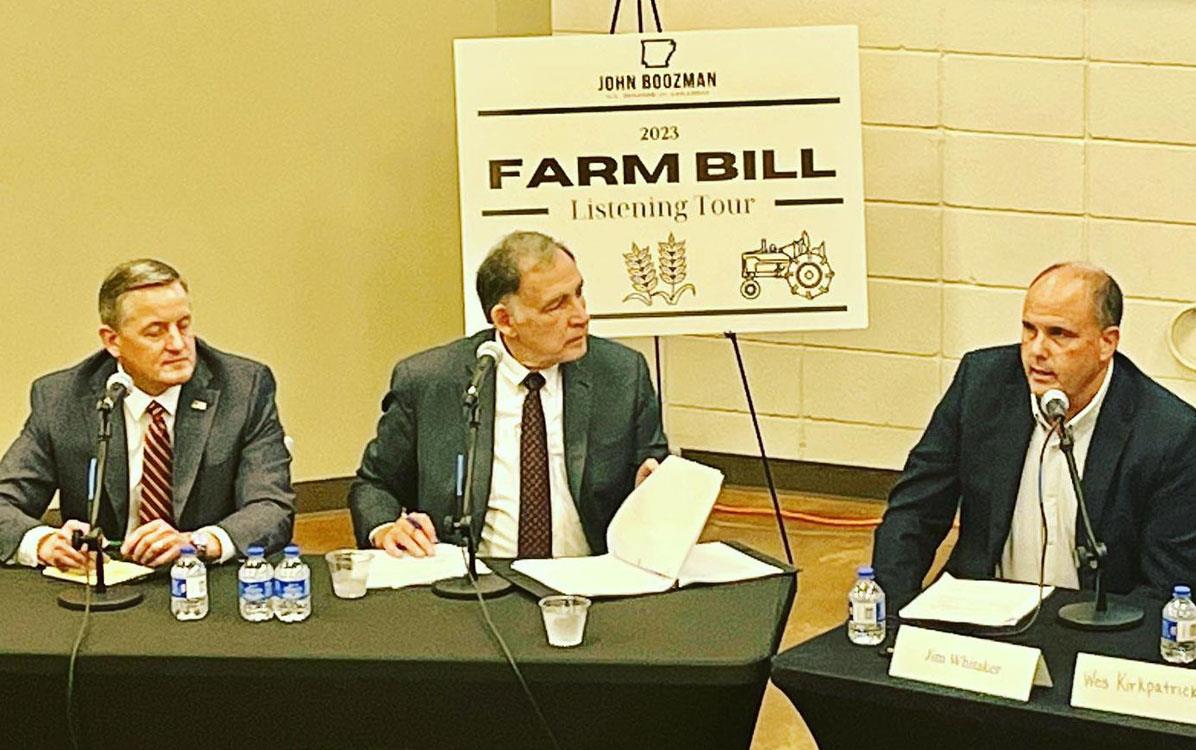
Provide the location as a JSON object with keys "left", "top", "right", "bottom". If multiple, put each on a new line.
{"left": 999, "top": 361, "right": 1115, "bottom": 589}
{"left": 478, "top": 337, "right": 591, "bottom": 558}
{"left": 16, "top": 371, "right": 234, "bottom": 566}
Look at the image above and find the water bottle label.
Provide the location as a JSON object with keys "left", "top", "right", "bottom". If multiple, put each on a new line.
{"left": 275, "top": 578, "right": 310, "bottom": 599}
{"left": 172, "top": 575, "right": 206, "bottom": 599}
{"left": 239, "top": 580, "right": 270, "bottom": 602}
{"left": 1165, "top": 618, "right": 1196, "bottom": 643}
{"left": 876, "top": 600, "right": 886, "bottom": 624}
{"left": 851, "top": 601, "right": 879, "bottom": 625}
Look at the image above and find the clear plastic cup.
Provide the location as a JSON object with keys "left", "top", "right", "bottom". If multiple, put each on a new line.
{"left": 538, "top": 595, "right": 592, "bottom": 647}
{"left": 324, "top": 550, "right": 372, "bottom": 599}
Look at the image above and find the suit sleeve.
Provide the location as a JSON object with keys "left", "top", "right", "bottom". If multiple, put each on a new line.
{"left": 872, "top": 355, "right": 968, "bottom": 606}
{"left": 631, "top": 353, "right": 669, "bottom": 466}
{"left": 349, "top": 362, "right": 418, "bottom": 549}
{"left": 221, "top": 366, "right": 296, "bottom": 556}
{"left": 1138, "top": 415, "right": 1196, "bottom": 592}
{"left": 0, "top": 381, "right": 62, "bottom": 562}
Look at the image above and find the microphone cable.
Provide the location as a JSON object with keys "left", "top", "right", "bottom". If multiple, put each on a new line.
{"left": 988, "top": 419, "right": 1056, "bottom": 640}
{"left": 462, "top": 547, "right": 562, "bottom": 750}
{"left": 65, "top": 557, "right": 96, "bottom": 750}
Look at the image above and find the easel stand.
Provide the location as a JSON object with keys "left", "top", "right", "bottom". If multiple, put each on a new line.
{"left": 725, "top": 332, "right": 794, "bottom": 566}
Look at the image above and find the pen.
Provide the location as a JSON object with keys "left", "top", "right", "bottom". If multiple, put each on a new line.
{"left": 401, "top": 508, "right": 423, "bottom": 533}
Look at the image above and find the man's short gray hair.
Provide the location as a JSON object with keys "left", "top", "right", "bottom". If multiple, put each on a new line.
{"left": 1029, "top": 262, "right": 1123, "bottom": 329}
{"left": 475, "top": 231, "right": 574, "bottom": 323}
{"left": 98, "top": 258, "right": 187, "bottom": 328}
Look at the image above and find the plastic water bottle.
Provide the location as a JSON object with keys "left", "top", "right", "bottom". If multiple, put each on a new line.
{"left": 847, "top": 565, "right": 886, "bottom": 646}
{"left": 170, "top": 544, "right": 208, "bottom": 621}
{"left": 238, "top": 545, "right": 275, "bottom": 622}
{"left": 273, "top": 544, "right": 311, "bottom": 623}
{"left": 1161, "top": 584, "right": 1196, "bottom": 664}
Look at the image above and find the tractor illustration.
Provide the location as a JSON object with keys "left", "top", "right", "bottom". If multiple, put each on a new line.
{"left": 739, "top": 232, "right": 834, "bottom": 300}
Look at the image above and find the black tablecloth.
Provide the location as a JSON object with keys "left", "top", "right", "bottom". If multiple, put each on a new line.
{"left": 771, "top": 589, "right": 1196, "bottom": 750}
{"left": 2, "top": 551, "right": 794, "bottom": 749}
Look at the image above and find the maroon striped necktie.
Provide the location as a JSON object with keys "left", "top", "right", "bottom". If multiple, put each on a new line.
{"left": 517, "top": 372, "right": 551, "bottom": 558}
{"left": 139, "top": 400, "right": 174, "bottom": 525}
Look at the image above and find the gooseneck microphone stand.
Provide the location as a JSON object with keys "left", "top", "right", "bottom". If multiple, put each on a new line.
{"left": 1055, "top": 422, "right": 1142, "bottom": 630}
{"left": 432, "top": 382, "right": 512, "bottom": 599}
{"left": 57, "top": 395, "right": 143, "bottom": 611}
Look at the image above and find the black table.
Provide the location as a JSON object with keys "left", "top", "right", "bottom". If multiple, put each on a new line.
{"left": 771, "top": 589, "right": 1196, "bottom": 750}
{"left": 2, "top": 551, "right": 794, "bottom": 750}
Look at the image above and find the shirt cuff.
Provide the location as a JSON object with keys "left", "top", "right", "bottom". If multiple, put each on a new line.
{"left": 368, "top": 522, "right": 393, "bottom": 547}
{"left": 197, "top": 525, "right": 237, "bottom": 564}
{"left": 16, "top": 526, "right": 56, "bottom": 568}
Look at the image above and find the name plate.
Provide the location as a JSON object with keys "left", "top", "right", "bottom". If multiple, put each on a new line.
{"left": 889, "top": 625, "right": 1052, "bottom": 702}
{"left": 1071, "top": 652, "right": 1196, "bottom": 726}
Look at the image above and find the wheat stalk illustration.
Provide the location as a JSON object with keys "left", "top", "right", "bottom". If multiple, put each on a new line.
{"left": 622, "top": 242, "right": 658, "bottom": 304}
{"left": 651, "top": 233, "right": 696, "bottom": 305}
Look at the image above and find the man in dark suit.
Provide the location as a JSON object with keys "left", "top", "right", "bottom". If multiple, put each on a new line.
{"left": 873, "top": 263, "right": 1196, "bottom": 607}
{"left": 350, "top": 231, "right": 668, "bottom": 558}
{"left": 0, "top": 259, "right": 294, "bottom": 570}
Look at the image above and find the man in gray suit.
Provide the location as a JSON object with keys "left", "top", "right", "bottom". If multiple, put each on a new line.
{"left": 0, "top": 259, "right": 294, "bottom": 570}
{"left": 350, "top": 231, "right": 668, "bottom": 558}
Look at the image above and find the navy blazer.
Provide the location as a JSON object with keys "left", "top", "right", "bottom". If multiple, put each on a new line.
{"left": 873, "top": 345, "right": 1196, "bottom": 607}
{"left": 348, "top": 329, "right": 669, "bottom": 554}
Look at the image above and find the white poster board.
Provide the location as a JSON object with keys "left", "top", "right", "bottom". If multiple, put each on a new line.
{"left": 454, "top": 26, "right": 868, "bottom": 337}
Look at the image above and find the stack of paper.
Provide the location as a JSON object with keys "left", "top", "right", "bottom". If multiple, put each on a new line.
{"left": 898, "top": 573, "right": 1054, "bottom": 627}
{"left": 512, "top": 456, "right": 783, "bottom": 598}
{"left": 365, "top": 544, "right": 492, "bottom": 589}
{"left": 43, "top": 559, "right": 156, "bottom": 586}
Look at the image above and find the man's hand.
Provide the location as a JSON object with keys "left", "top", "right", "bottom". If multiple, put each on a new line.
{"left": 373, "top": 512, "right": 438, "bottom": 558}
{"left": 635, "top": 457, "right": 660, "bottom": 487}
{"left": 36, "top": 520, "right": 93, "bottom": 571}
{"left": 121, "top": 519, "right": 187, "bottom": 568}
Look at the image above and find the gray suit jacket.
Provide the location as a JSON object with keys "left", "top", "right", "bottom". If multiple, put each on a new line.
{"left": 349, "top": 330, "right": 669, "bottom": 554}
{"left": 0, "top": 339, "right": 295, "bottom": 561}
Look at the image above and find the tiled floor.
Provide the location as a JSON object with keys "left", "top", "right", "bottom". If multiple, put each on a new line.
{"left": 294, "top": 486, "right": 956, "bottom": 750}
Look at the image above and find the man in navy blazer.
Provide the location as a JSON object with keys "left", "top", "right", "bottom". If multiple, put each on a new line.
{"left": 350, "top": 231, "right": 668, "bottom": 558}
{"left": 0, "top": 259, "right": 294, "bottom": 570}
{"left": 873, "top": 263, "right": 1196, "bottom": 607}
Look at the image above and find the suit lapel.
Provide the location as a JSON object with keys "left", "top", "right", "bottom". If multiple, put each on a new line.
{"left": 562, "top": 358, "right": 592, "bottom": 509}
{"left": 1079, "top": 362, "right": 1134, "bottom": 550}
{"left": 172, "top": 360, "right": 220, "bottom": 521}
{"left": 986, "top": 380, "right": 1036, "bottom": 565}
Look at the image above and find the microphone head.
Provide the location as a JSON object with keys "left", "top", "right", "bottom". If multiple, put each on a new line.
{"left": 1040, "top": 388, "right": 1069, "bottom": 421}
{"left": 476, "top": 340, "right": 504, "bottom": 365}
{"left": 106, "top": 371, "right": 134, "bottom": 395}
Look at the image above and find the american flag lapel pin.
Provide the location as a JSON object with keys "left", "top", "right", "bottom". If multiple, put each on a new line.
{"left": 191, "top": 400, "right": 208, "bottom": 411}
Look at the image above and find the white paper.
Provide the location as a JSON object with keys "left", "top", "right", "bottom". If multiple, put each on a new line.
{"left": 890, "top": 625, "right": 1051, "bottom": 702}
{"left": 899, "top": 573, "right": 1054, "bottom": 627}
{"left": 365, "top": 544, "right": 492, "bottom": 590}
{"left": 676, "top": 542, "right": 783, "bottom": 587}
{"left": 606, "top": 455, "right": 725, "bottom": 579}
{"left": 512, "top": 554, "right": 675, "bottom": 597}
{"left": 43, "top": 559, "right": 155, "bottom": 586}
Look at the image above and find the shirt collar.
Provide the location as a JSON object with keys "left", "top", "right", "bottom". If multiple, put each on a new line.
{"left": 496, "top": 334, "right": 561, "bottom": 396}
{"left": 1029, "top": 358, "right": 1115, "bottom": 432}
{"left": 118, "top": 363, "right": 183, "bottom": 420}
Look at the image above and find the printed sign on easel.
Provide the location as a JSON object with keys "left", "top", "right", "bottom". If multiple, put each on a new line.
{"left": 454, "top": 25, "right": 868, "bottom": 337}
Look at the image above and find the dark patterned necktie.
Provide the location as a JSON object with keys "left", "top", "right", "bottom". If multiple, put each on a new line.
{"left": 138, "top": 400, "right": 174, "bottom": 525}
{"left": 518, "top": 372, "right": 551, "bottom": 558}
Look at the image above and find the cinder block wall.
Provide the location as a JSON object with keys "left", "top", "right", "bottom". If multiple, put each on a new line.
{"left": 554, "top": 0, "right": 1196, "bottom": 470}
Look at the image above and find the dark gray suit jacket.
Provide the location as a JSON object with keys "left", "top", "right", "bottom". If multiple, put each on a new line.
{"left": 349, "top": 329, "right": 669, "bottom": 554}
{"left": 873, "top": 345, "right": 1196, "bottom": 607}
{"left": 0, "top": 339, "right": 295, "bottom": 561}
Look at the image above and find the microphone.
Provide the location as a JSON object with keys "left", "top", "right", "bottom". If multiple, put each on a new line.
{"left": 463, "top": 341, "right": 503, "bottom": 408}
{"left": 100, "top": 371, "right": 134, "bottom": 411}
{"left": 1040, "top": 388, "right": 1069, "bottom": 427}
